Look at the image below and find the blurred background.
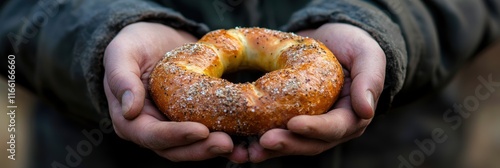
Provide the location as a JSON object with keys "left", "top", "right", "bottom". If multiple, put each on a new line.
{"left": 1, "top": 42, "right": 499, "bottom": 168}
{"left": 336, "top": 41, "right": 500, "bottom": 168}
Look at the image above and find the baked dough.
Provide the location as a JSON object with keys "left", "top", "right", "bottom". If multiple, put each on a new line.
{"left": 149, "top": 27, "right": 344, "bottom": 135}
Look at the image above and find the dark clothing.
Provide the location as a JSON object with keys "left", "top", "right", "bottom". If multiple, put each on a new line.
{"left": 1, "top": 0, "right": 499, "bottom": 167}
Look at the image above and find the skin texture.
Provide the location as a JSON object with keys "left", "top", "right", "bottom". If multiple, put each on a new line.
{"left": 149, "top": 28, "right": 344, "bottom": 135}
{"left": 104, "top": 22, "right": 385, "bottom": 163}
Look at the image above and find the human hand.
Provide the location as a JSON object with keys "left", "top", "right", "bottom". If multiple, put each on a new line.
{"left": 248, "top": 23, "right": 386, "bottom": 162}
{"left": 103, "top": 22, "right": 247, "bottom": 162}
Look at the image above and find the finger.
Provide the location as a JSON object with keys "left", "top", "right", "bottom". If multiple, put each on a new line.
{"left": 115, "top": 115, "right": 210, "bottom": 150}
{"left": 249, "top": 129, "right": 331, "bottom": 163}
{"left": 349, "top": 45, "right": 386, "bottom": 119}
{"left": 287, "top": 103, "right": 371, "bottom": 142}
{"left": 350, "top": 74, "right": 383, "bottom": 119}
{"left": 105, "top": 79, "right": 210, "bottom": 149}
{"left": 341, "top": 24, "right": 385, "bottom": 119}
{"left": 112, "top": 113, "right": 209, "bottom": 149}
{"left": 156, "top": 132, "right": 234, "bottom": 162}
{"left": 333, "top": 24, "right": 385, "bottom": 119}
{"left": 104, "top": 39, "right": 146, "bottom": 119}
{"left": 224, "top": 142, "right": 249, "bottom": 163}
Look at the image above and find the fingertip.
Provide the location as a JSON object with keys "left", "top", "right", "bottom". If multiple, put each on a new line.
{"left": 288, "top": 115, "right": 338, "bottom": 140}
{"left": 350, "top": 72, "right": 380, "bottom": 120}
{"left": 259, "top": 129, "right": 287, "bottom": 150}
{"left": 154, "top": 131, "right": 233, "bottom": 161}
{"left": 287, "top": 115, "right": 313, "bottom": 135}
{"left": 207, "top": 132, "right": 234, "bottom": 154}
{"left": 182, "top": 122, "right": 211, "bottom": 141}
{"left": 352, "top": 88, "right": 376, "bottom": 120}
{"left": 121, "top": 88, "right": 146, "bottom": 120}
{"left": 226, "top": 143, "right": 249, "bottom": 163}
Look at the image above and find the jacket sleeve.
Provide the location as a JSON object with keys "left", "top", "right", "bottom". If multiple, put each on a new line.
{"left": 283, "top": 0, "right": 500, "bottom": 113}
{"left": 0, "top": 0, "right": 209, "bottom": 124}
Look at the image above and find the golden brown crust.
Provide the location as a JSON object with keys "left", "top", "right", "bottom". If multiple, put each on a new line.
{"left": 149, "top": 27, "right": 344, "bottom": 135}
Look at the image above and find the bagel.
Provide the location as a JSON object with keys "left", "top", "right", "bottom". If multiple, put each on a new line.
{"left": 149, "top": 27, "right": 344, "bottom": 135}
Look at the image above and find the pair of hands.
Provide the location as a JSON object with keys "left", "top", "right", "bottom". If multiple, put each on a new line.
{"left": 103, "top": 22, "right": 386, "bottom": 163}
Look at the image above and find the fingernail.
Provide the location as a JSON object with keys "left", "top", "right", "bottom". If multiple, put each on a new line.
{"left": 121, "top": 90, "right": 134, "bottom": 116}
{"left": 365, "top": 90, "right": 374, "bottom": 111}
{"left": 209, "top": 146, "right": 231, "bottom": 154}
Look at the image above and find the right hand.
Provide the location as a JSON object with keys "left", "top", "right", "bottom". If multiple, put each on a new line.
{"left": 103, "top": 22, "right": 248, "bottom": 162}
{"left": 247, "top": 23, "right": 386, "bottom": 162}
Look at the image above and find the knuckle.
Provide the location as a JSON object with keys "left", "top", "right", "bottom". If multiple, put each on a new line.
{"left": 106, "top": 69, "right": 124, "bottom": 86}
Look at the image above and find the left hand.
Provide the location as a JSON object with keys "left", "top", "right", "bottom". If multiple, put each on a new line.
{"left": 248, "top": 23, "right": 387, "bottom": 162}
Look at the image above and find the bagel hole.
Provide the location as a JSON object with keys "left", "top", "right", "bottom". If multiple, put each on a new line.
{"left": 221, "top": 69, "right": 266, "bottom": 83}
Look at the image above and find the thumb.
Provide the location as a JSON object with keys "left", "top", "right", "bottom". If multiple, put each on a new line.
{"left": 350, "top": 68, "right": 384, "bottom": 119}
{"left": 104, "top": 41, "right": 146, "bottom": 120}
{"left": 304, "top": 23, "right": 386, "bottom": 119}
{"left": 349, "top": 40, "right": 386, "bottom": 119}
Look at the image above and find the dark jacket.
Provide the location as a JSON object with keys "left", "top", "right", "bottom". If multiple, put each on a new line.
{"left": 1, "top": 0, "right": 499, "bottom": 167}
